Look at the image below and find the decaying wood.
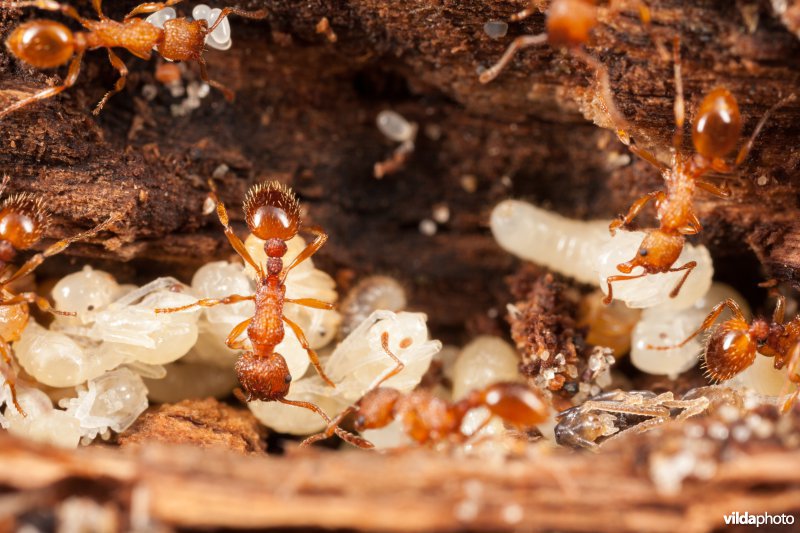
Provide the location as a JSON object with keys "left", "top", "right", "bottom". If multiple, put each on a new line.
{"left": 1, "top": 409, "right": 800, "bottom": 533}
{"left": 0, "top": 1, "right": 799, "bottom": 337}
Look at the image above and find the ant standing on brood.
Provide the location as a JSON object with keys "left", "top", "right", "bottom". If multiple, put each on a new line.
{"left": 650, "top": 282, "right": 800, "bottom": 411}
{"left": 602, "top": 39, "right": 793, "bottom": 304}
{"left": 0, "top": 176, "right": 120, "bottom": 414}
{"left": 0, "top": 0, "right": 267, "bottom": 118}
{"left": 156, "top": 180, "right": 347, "bottom": 424}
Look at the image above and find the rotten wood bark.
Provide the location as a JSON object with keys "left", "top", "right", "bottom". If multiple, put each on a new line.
{"left": 0, "top": 414, "right": 799, "bottom": 533}
{"left": 0, "top": 1, "right": 798, "bottom": 338}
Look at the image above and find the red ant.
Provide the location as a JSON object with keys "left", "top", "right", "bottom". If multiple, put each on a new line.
{"left": 0, "top": 0, "right": 267, "bottom": 118}
{"left": 303, "top": 331, "right": 550, "bottom": 448}
{"left": 155, "top": 180, "right": 344, "bottom": 424}
{"left": 602, "top": 38, "right": 794, "bottom": 304}
{"left": 650, "top": 282, "right": 800, "bottom": 411}
{"left": 0, "top": 175, "right": 120, "bottom": 414}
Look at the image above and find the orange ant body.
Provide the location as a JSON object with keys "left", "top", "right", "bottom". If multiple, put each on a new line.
{"left": 651, "top": 285, "right": 800, "bottom": 410}
{"left": 304, "top": 332, "right": 550, "bottom": 448}
{"left": 602, "top": 39, "right": 793, "bottom": 304}
{"left": 155, "top": 181, "right": 340, "bottom": 422}
{"left": 0, "top": 176, "right": 119, "bottom": 413}
{"left": 1, "top": 0, "right": 266, "bottom": 118}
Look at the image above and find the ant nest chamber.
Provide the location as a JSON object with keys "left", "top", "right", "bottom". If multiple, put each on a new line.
{"left": 2, "top": 1, "right": 800, "bottom": 532}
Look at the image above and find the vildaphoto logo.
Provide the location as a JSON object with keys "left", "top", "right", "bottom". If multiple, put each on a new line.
{"left": 723, "top": 512, "right": 795, "bottom": 527}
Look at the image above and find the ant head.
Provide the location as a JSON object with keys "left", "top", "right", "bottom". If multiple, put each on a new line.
{"left": 234, "top": 351, "right": 292, "bottom": 402}
{"left": 353, "top": 387, "right": 401, "bottom": 431}
{"left": 703, "top": 319, "right": 757, "bottom": 382}
{"left": 478, "top": 382, "right": 549, "bottom": 428}
{"left": 6, "top": 20, "right": 76, "bottom": 69}
{"left": 692, "top": 87, "right": 742, "bottom": 160}
{"left": 244, "top": 181, "right": 300, "bottom": 241}
{"left": 0, "top": 193, "right": 49, "bottom": 261}
{"left": 546, "top": 0, "right": 597, "bottom": 48}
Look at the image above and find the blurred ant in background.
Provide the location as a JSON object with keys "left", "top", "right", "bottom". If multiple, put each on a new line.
{"left": 303, "top": 332, "right": 551, "bottom": 448}
{"left": 0, "top": 176, "right": 120, "bottom": 414}
{"left": 0, "top": 0, "right": 266, "bottom": 118}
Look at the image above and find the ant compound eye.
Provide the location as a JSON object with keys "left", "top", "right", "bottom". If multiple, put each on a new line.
{"left": 0, "top": 193, "right": 49, "bottom": 251}
{"left": 638, "top": 248, "right": 648, "bottom": 257}
{"left": 243, "top": 181, "right": 300, "bottom": 241}
{"left": 355, "top": 414, "right": 366, "bottom": 429}
{"left": 284, "top": 374, "right": 292, "bottom": 384}
{"left": 692, "top": 87, "right": 742, "bottom": 159}
{"left": 6, "top": 21, "right": 75, "bottom": 69}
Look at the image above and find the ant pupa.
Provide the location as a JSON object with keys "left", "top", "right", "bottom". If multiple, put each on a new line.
{"left": 0, "top": 0, "right": 267, "bottom": 118}
{"left": 603, "top": 38, "right": 794, "bottom": 304}
{"left": 155, "top": 180, "right": 350, "bottom": 426}
{"left": 0, "top": 176, "right": 120, "bottom": 414}
{"left": 303, "top": 332, "right": 549, "bottom": 448}
{"left": 649, "top": 282, "right": 800, "bottom": 411}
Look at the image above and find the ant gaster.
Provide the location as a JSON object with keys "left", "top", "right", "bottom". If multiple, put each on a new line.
{"left": 650, "top": 283, "right": 800, "bottom": 411}
{"left": 155, "top": 180, "right": 341, "bottom": 422}
{"left": 1, "top": 0, "right": 267, "bottom": 118}
{"left": 303, "top": 332, "right": 550, "bottom": 448}
{"left": 602, "top": 39, "right": 794, "bottom": 304}
{"left": 0, "top": 176, "right": 120, "bottom": 414}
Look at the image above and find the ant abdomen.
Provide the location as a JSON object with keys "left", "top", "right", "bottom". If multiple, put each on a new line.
{"left": 235, "top": 351, "right": 292, "bottom": 401}
{"left": 243, "top": 181, "right": 301, "bottom": 241}
{"left": 6, "top": 20, "right": 76, "bottom": 69}
{"left": 692, "top": 87, "right": 743, "bottom": 159}
{"left": 546, "top": 0, "right": 597, "bottom": 47}
{"left": 478, "top": 382, "right": 549, "bottom": 428}
{"left": 704, "top": 320, "right": 757, "bottom": 381}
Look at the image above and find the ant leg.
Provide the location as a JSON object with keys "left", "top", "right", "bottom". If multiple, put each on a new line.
{"left": 285, "top": 298, "right": 334, "bottom": 310}
{"left": 509, "top": 1, "right": 537, "bottom": 21}
{"left": 0, "top": 341, "right": 24, "bottom": 415}
{"left": 778, "top": 343, "right": 800, "bottom": 412}
{"left": 603, "top": 273, "right": 646, "bottom": 305}
{"left": 670, "top": 37, "right": 685, "bottom": 153}
{"left": 206, "top": 180, "right": 262, "bottom": 275}
{"left": 281, "top": 225, "right": 328, "bottom": 280}
{"left": 282, "top": 314, "right": 335, "bottom": 387}
{"left": 0, "top": 292, "right": 74, "bottom": 317}
{"left": 732, "top": 93, "right": 796, "bottom": 168}
{"left": 627, "top": 144, "right": 669, "bottom": 172}
{"left": 0, "top": 211, "right": 118, "bottom": 289}
{"left": 478, "top": 33, "right": 547, "bottom": 84}
{"left": 207, "top": 6, "right": 268, "bottom": 34}
{"left": 280, "top": 397, "right": 372, "bottom": 448}
{"left": 123, "top": 0, "right": 183, "bottom": 21}
{"left": 154, "top": 294, "right": 254, "bottom": 314}
{"left": 667, "top": 260, "right": 696, "bottom": 298}
{"left": 91, "top": 0, "right": 106, "bottom": 19}
{"left": 647, "top": 298, "right": 746, "bottom": 350}
{"left": 93, "top": 49, "right": 128, "bottom": 115}
{"left": 225, "top": 317, "right": 252, "bottom": 350}
{"left": 696, "top": 179, "right": 731, "bottom": 199}
{"left": 197, "top": 57, "right": 234, "bottom": 102}
{"left": 609, "top": 191, "right": 666, "bottom": 235}
{"left": 0, "top": 52, "right": 84, "bottom": 120}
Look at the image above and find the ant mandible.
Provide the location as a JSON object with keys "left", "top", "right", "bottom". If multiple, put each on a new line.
{"left": 0, "top": 0, "right": 267, "bottom": 118}
{"left": 650, "top": 282, "right": 800, "bottom": 411}
{"left": 602, "top": 38, "right": 794, "bottom": 304}
{"left": 303, "top": 332, "right": 550, "bottom": 448}
{"left": 0, "top": 176, "right": 120, "bottom": 414}
{"left": 155, "top": 180, "right": 341, "bottom": 422}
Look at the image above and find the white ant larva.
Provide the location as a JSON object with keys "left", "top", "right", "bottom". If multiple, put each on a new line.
{"left": 490, "top": 199, "right": 714, "bottom": 309}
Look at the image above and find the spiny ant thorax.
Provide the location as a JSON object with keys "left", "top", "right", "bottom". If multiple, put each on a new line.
{"left": 243, "top": 181, "right": 301, "bottom": 241}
